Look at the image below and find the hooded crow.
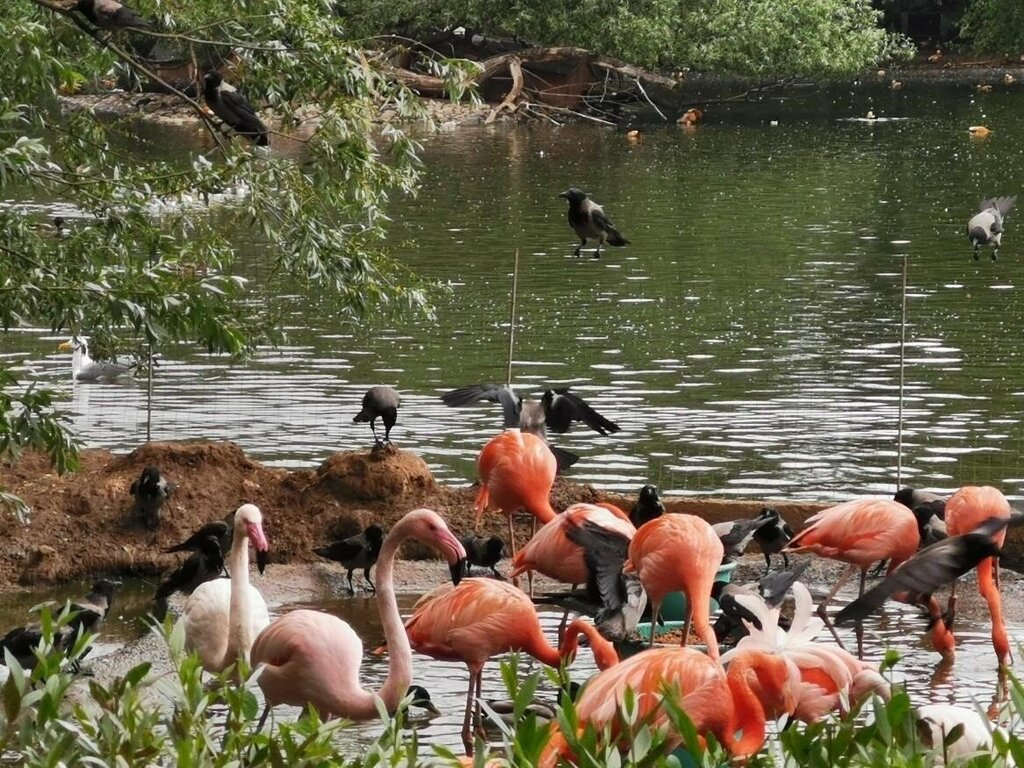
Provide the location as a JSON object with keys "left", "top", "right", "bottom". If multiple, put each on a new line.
{"left": 353, "top": 385, "right": 400, "bottom": 447}
{"left": 629, "top": 485, "right": 664, "bottom": 529}
{"left": 967, "top": 196, "right": 1015, "bottom": 260}
{"left": 315, "top": 524, "right": 385, "bottom": 594}
{"left": 461, "top": 535, "right": 505, "bottom": 578}
{"left": 76, "top": 0, "right": 153, "bottom": 30}
{"left": 751, "top": 506, "right": 794, "bottom": 573}
{"left": 440, "top": 383, "right": 619, "bottom": 470}
{"left": 153, "top": 535, "right": 227, "bottom": 621}
{"left": 713, "top": 514, "right": 775, "bottom": 562}
{"left": 130, "top": 465, "right": 175, "bottom": 530}
{"left": 202, "top": 71, "right": 269, "bottom": 146}
{"left": 559, "top": 187, "right": 629, "bottom": 258}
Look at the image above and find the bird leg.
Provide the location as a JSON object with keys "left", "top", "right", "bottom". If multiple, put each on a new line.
{"left": 364, "top": 567, "right": 376, "bottom": 594}
{"left": 556, "top": 584, "right": 577, "bottom": 642}
{"left": 347, "top": 569, "right": 356, "bottom": 596}
{"left": 946, "top": 578, "right": 959, "bottom": 630}
{"left": 508, "top": 515, "right": 520, "bottom": 589}
{"left": 992, "top": 248, "right": 999, "bottom": 261}
{"left": 681, "top": 606, "right": 692, "bottom": 649}
{"left": 816, "top": 563, "right": 857, "bottom": 652}
{"left": 573, "top": 238, "right": 585, "bottom": 257}
{"left": 593, "top": 241, "right": 602, "bottom": 259}
{"left": 649, "top": 601, "right": 661, "bottom": 647}
{"left": 855, "top": 568, "right": 867, "bottom": 659}
{"left": 474, "top": 670, "right": 486, "bottom": 741}
{"left": 462, "top": 669, "right": 478, "bottom": 756}
{"left": 782, "top": 552, "right": 790, "bottom": 569}
{"left": 763, "top": 552, "right": 772, "bottom": 576}
{"left": 255, "top": 703, "right": 271, "bottom": 732}
{"left": 369, "top": 420, "right": 383, "bottom": 448}
{"left": 527, "top": 517, "right": 537, "bottom": 599}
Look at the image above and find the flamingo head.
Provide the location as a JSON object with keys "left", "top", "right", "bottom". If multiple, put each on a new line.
{"left": 398, "top": 508, "right": 467, "bottom": 585}
{"left": 235, "top": 503, "right": 271, "bottom": 574}
{"left": 729, "top": 649, "right": 799, "bottom": 720}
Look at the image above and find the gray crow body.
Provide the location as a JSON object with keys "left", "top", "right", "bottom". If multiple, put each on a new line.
{"left": 967, "top": 196, "right": 1015, "bottom": 260}
{"left": 353, "top": 385, "right": 400, "bottom": 447}
{"left": 559, "top": 188, "right": 629, "bottom": 258}
{"left": 751, "top": 506, "right": 794, "bottom": 573}
{"left": 202, "top": 71, "right": 269, "bottom": 146}
{"left": 153, "top": 535, "right": 226, "bottom": 620}
{"left": 130, "top": 465, "right": 175, "bottom": 530}
{"left": 461, "top": 535, "right": 505, "bottom": 578}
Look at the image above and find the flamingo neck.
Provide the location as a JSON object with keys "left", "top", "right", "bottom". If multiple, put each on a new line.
{"left": 529, "top": 497, "right": 557, "bottom": 525}
{"left": 725, "top": 657, "right": 769, "bottom": 757}
{"left": 560, "top": 620, "right": 619, "bottom": 670}
{"left": 346, "top": 528, "right": 412, "bottom": 719}
{"left": 226, "top": 522, "right": 254, "bottom": 668}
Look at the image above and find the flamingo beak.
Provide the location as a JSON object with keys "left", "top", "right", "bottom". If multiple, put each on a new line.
{"left": 256, "top": 548, "right": 270, "bottom": 575}
{"left": 450, "top": 557, "right": 467, "bottom": 586}
{"left": 246, "top": 522, "right": 270, "bottom": 574}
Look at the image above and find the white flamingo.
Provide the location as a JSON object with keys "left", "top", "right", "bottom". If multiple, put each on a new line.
{"left": 249, "top": 508, "right": 466, "bottom": 728}
{"left": 917, "top": 703, "right": 1014, "bottom": 766}
{"left": 182, "top": 503, "right": 270, "bottom": 673}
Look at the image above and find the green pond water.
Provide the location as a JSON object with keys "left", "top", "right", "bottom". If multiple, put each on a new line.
{"left": 5, "top": 81, "right": 1024, "bottom": 751}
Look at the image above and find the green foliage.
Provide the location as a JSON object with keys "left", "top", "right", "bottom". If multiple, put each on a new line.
{"left": 0, "top": 0, "right": 474, "bottom": 489}
{"left": 337, "top": 0, "right": 910, "bottom": 77}
{"left": 1, "top": 622, "right": 1023, "bottom": 767}
{"left": 960, "top": 0, "right": 1024, "bottom": 55}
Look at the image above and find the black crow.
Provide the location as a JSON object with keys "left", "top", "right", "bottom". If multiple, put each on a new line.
{"left": 461, "top": 535, "right": 505, "bottom": 578}
{"left": 153, "top": 535, "right": 226, "bottom": 621}
{"left": 1, "top": 579, "right": 121, "bottom": 671}
{"left": 629, "top": 484, "right": 664, "bottom": 529}
{"left": 353, "top": 385, "right": 400, "bottom": 447}
{"left": 202, "top": 71, "right": 269, "bottom": 147}
{"left": 164, "top": 516, "right": 233, "bottom": 555}
{"left": 872, "top": 487, "right": 949, "bottom": 576}
{"left": 559, "top": 187, "right": 629, "bottom": 258}
{"left": 75, "top": 0, "right": 153, "bottom": 30}
{"left": 130, "top": 465, "right": 175, "bottom": 530}
{"left": 315, "top": 524, "right": 385, "bottom": 594}
{"left": 440, "top": 383, "right": 619, "bottom": 471}
{"left": 967, "top": 196, "right": 1015, "bottom": 260}
{"left": 713, "top": 515, "right": 775, "bottom": 562}
{"left": 835, "top": 516, "right": 1017, "bottom": 626}
{"left": 751, "top": 506, "right": 794, "bottom": 573}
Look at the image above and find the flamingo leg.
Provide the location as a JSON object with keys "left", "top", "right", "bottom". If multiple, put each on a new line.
{"left": 817, "top": 563, "right": 857, "bottom": 651}
{"left": 255, "top": 702, "right": 271, "bottom": 732}
{"left": 978, "top": 556, "right": 1011, "bottom": 666}
{"left": 462, "top": 666, "right": 479, "bottom": 756}
{"left": 649, "top": 601, "right": 661, "bottom": 647}
{"left": 946, "top": 577, "right": 958, "bottom": 630}
{"left": 855, "top": 568, "right": 867, "bottom": 659}
{"left": 557, "top": 584, "right": 577, "bottom": 642}
{"left": 508, "top": 515, "right": 519, "bottom": 589}
{"left": 528, "top": 517, "right": 538, "bottom": 599}
{"left": 474, "top": 670, "right": 486, "bottom": 741}
{"left": 681, "top": 606, "right": 692, "bottom": 649}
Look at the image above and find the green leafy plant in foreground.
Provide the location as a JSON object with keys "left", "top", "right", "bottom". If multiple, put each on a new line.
{"left": 2, "top": 624, "right": 1023, "bottom": 767}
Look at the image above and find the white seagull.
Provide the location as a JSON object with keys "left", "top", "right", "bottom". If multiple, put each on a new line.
{"left": 57, "top": 337, "right": 133, "bottom": 382}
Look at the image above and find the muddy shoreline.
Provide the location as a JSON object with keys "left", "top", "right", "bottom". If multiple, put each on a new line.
{"left": 3, "top": 439, "right": 1024, "bottom": 595}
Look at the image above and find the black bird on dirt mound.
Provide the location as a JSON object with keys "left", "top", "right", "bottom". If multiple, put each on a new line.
{"left": 559, "top": 187, "right": 629, "bottom": 258}
{"left": 130, "top": 465, "right": 176, "bottom": 530}
{"left": 315, "top": 524, "right": 386, "bottom": 594}
{"left": 629, "top": 485, "right": 664, "bottom": 529}
{"left": 75, "top": 0, "right": 154, "bottom": 30}
{"left": 461, "top": 535, "right": 505, "bottom": 578}
{"left": 153, "top": 535, "right": 227, "bottom": 621}
{"left": 202, "top": 71, "right": 269, "bottom": 147}
{"left": 0, "top": 579, "right": 121, "bottom": 671}
{"left": 353, "top": 385, "right": 401, "bottom": 447}
{"left": 440, "top": 383, "right": 619, "bottom": 471}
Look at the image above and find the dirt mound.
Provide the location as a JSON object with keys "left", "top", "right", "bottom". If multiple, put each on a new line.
{"left": 21, "top": 438, "right": 1000, "bottom": 592}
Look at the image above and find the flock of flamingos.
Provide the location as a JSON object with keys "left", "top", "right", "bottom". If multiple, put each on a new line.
{"left": 166, "top": 425, "right": 1021, "bottom": 764}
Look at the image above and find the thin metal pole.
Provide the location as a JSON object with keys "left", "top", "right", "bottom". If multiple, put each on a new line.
{"left": 506, "top": 249, "right": 519, "bottom": 386}
{"left": 146, "top": 243, "right": 156, "bottom": 443}
{"left": 896, "top": 253, "right": 908, "bottom": 490}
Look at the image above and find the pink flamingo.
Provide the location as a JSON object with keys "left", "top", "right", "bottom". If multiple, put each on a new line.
{"left": 625, "top": 513, "right": 724, "bottom": 659}
{"left": 783, "top": 498, "right": 919, "bottom": 655}
{"left": 945, "top": 485, "right": 1012, "bottom": 665}
{"left": 540, "top": 644, "right": 797, "bottom": 766}
{"left": 404, "top": 577, "right": 616, "bottom": 755}
{"left": 182, "top": 503, "right": 270, "bottom": 673}
{"left": 249, "top": 508, "right": 466, "bottom": 728}
{"left": 475, "top": 429, "right": 557, "bottom": 572}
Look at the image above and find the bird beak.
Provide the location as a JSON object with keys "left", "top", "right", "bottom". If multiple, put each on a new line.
{"left": 422, "top": 700, "right": 442, "bottom": 717}
{"left": 558, "top": 191, "right": 569, "bottom": 199}
{"left": 58, "top": 341, "right": 73, "bottom": 351}
{"left": 450, "top": 557, "right": 467, "bottom": 586}
{"left": 256, "top": 548, "right": 270, "bottom": 575}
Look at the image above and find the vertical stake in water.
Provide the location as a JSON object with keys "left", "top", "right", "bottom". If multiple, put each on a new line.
{"left": 146, "top": 242, "right": 156, "bottom": 443}
{"left": 506, "top": 249, "right": 520, "bottom": 386}
{"left": 896, "top": 253, "right": 908, "bottom": 490}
